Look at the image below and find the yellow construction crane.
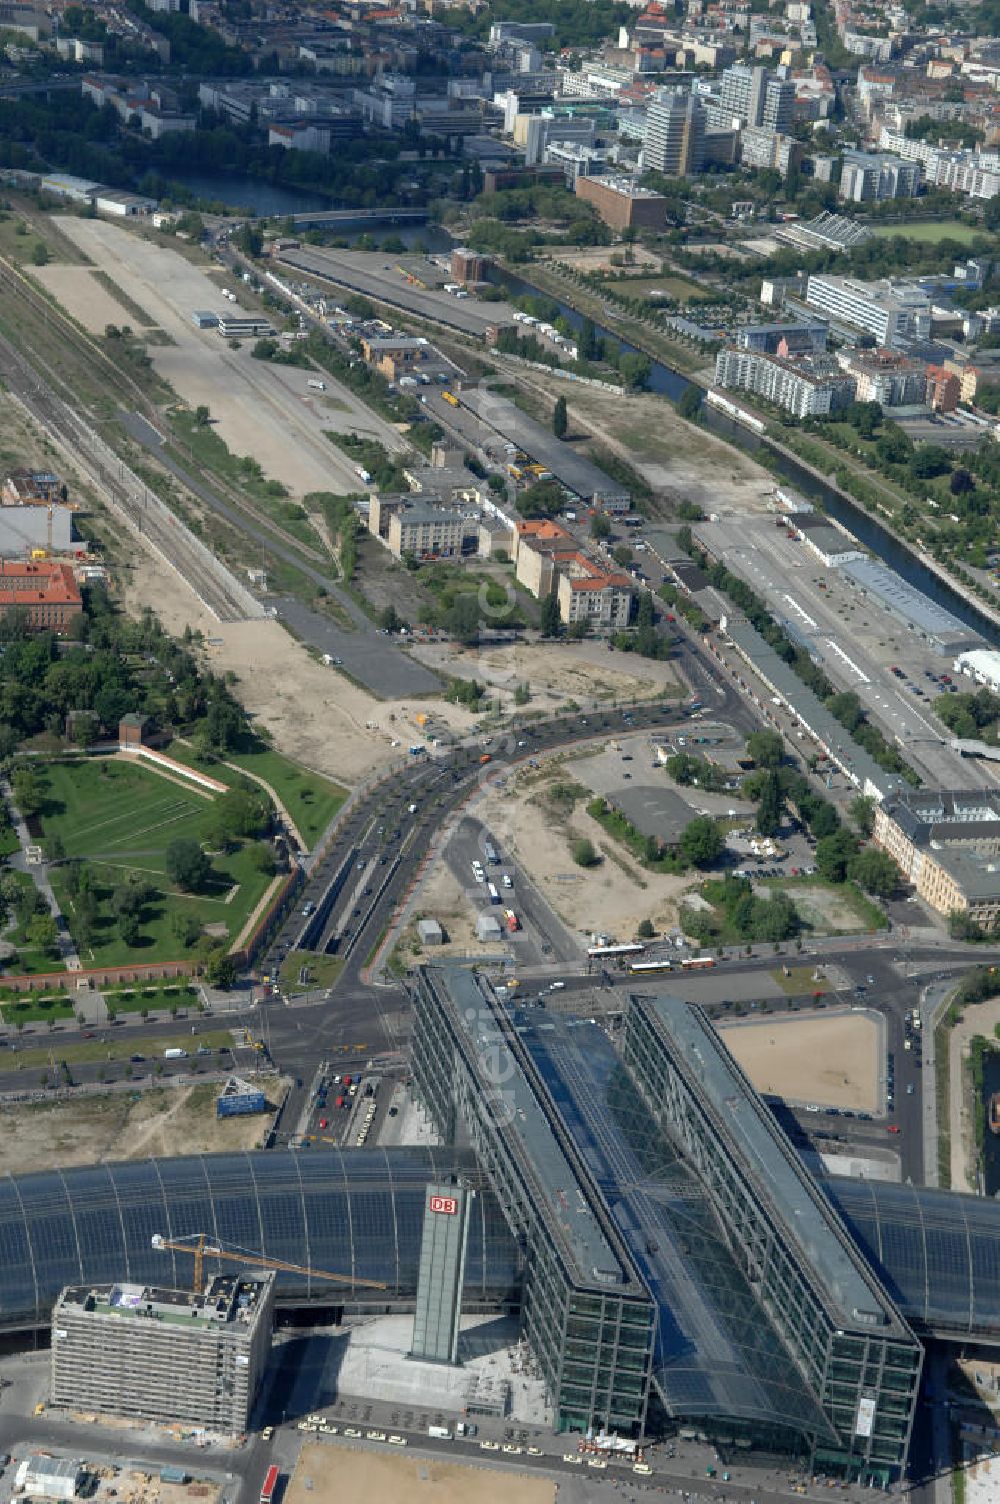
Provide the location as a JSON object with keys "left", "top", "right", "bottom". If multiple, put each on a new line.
{"left": 151, "top": 1232, "right": 387, "bottom": 1297}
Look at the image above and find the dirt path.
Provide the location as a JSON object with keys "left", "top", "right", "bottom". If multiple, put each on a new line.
{"left": 231, "top": 871, "right": 285, "bottom": 953}
{"left": 125, "top": 1082, "right": 197, "bottom": 1159}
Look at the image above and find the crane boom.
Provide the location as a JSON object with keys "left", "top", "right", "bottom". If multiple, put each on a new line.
{"left": 151, "top": 1233, "right": 387, "bottom": 1295}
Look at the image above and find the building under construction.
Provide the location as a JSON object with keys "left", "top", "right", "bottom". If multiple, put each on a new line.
{"left": 50, "top": 1273, "right": 275, "bottom": 1432}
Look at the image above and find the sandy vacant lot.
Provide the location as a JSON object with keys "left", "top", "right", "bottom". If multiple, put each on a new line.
{"left": 408, "top": 862, "right": 509, "bottom": 961}
{"left": 290, "top": 1445, "right": 553, "bottom": 1504}
{"left": 125, "top": 555, "right": 476, "bottom": 786}
{"left": 719, "top": 1012, "right": 880, "bottom": 1112}
{"left": 0, "top": 1079, "right": 288, "bottom": 1176}
{"left": 471, "top": 759, "right": 700, "bottom": 942}
{"left": 410, "top": 638, "right": 682, "bottom": 715}
{"left": 526, "top": 379, "right": 775, "bottom": 515}
{"left": 33, "top": 264, "right": 142, "bottom": 336}
{"left": 43, "top": 218, "right": 407, "bottom": 499}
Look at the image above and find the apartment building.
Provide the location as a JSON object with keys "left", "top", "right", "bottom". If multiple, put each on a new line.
{"left": 834, "top": 348, "right": 927, "bottom": 406}
{"left": 715, "top": 346, "right": 856, "bottom": 418}
{"left": 556, "top": 559, "right": 634, "bottom": 631}
{"left": 740, "top": 126, "right": 802, "bottom": 177}
{"left": 514, "top": 520, "right": 634, "bottom": 632}
{"left": 873, "top": 789, "right": 1000, "bottom": 926}
{"left": 804, "top": 274, "right": 933, "bottom": 347}
{"left": 839, "top": 150, "right": 921, "bottom": 202}
{"left": 50, "top": 1274, "right": 275, "bottom": 1433}
{"left": 877, "top": 129, "right": 1000, "bottom": 200}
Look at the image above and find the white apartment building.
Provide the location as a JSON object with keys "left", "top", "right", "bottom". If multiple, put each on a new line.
{"left": 715, "top": 346, "right": 856, "bottom": 418}
{"left": 878, "top": 128, "right": 1000, "bottom": 200}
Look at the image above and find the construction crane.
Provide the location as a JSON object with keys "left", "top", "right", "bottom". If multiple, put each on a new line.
{"left": 151, "top": 1232, "right": 387, "bottom": 1297}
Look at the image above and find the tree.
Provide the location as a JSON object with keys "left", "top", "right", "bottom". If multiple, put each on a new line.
{"left": 909, "top": 444, "right": 951, "bottom": 480}
{"left": 677, "top": 385, "right": 702, "bottom": 421}
{"left": 815, "top": 828, "right": 859, "bottom": 884}
{"left": 12, "top": 766, "right": 44, "bottom": 817}
{"left": 540, "top": 593, "right": 562, "bottom": 638}
{"left": 442, "top": 593, "right": 481, "bottom": 646}
{"left": 378, "top": 604, "right": 403, "bottom": 634}
{"left": 637, "top": 918, "right": 655, "bottom": 938}
{"left": 171, "top": 911, "right": 202, "bottom": 947}
{"left": 680, "top": 816, "right": 723, "bottom": 869}
{"left": 850, "top": 795, "right": 876, "bottom": 838}
{"left": 590, "top": 513, "right": 611, "bottom": 540}
{"left": 552, "top": 395, "right": 568, "bottom": 439}
{"left": 47, "top": 833, "right": 66, "bottom": 865}
{"left": 950, "top": 467, "right": 974, "bottom": 495}
{"left": 572, "top": 837, "right": 600, "bottom": 867}
{"left": 165, "top": 838, "right": 210, "bottom": 892}
{"left": 71, "top": 713, "right": 99, "bottom": 749}
{"left": 118, "top": 913, "right": 140, "bottom": 948}
{"left": 848, "top": 848, "right": 900, "bottom": 899}
{"left": 195, "top": 405, "right": 211, "bottom": 427}
{"left": 250, "top": 841, "right": 276, "bottom": 875}
{"left": 755, "top": 771, "right": 783, "bottom": 838}
{"left": 746, "top": 730, "right": 784, "bottom": 769}
{"left": 30, "top": 242, "right": 49, "bottom": 266}
{"left": 25, "top": 913, "right": 58, "bottom": 956}
{"left": 204, "top": 947, "right": 237, "bottom": 988}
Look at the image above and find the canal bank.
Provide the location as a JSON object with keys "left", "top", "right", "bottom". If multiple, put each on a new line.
{"left": 497, "top": 261, "right": 1000, "bottom": 651}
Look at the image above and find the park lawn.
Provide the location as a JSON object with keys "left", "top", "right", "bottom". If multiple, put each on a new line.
{"left": 869, "top": 219, "right": 985, "bottom": 245}
{"left": 604, "top": 274, "right": 713, "bottom": 303}
{"left": 38, "top": 758, "right": 209, "bottom": 862}
{"left": 1, "top": 869, "right": 63, "bottom": 976}
{"left": 166, "top": 739, "right": 346, "bottom": 850}
{"left": 34, "top": 759, "right": 273, "bottom": 965}
{"left": 51, "top": 837, "right": 272, "bottom": 967}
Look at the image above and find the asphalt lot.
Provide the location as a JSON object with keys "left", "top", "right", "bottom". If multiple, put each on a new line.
{"left": 277, "top": 248, "right": 520, "bottom": 338}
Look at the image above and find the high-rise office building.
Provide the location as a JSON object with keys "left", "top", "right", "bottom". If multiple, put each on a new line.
{"left": 762, "top": 76, "right": 795, "bottom": 132}
{"left": 643, "top": 88, "right": 705, "bottom": 176}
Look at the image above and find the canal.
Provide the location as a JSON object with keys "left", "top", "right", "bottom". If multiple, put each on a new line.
{"left": 496, "top": 267, "right": 1000, "bottom": 650}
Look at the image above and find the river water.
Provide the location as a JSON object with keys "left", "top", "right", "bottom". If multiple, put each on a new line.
{"left": 496, "top": 268, "right": 1000, "bottom": 649}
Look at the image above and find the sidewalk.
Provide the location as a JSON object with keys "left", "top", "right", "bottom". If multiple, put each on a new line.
{"left": 1, "top": 773, "right": 81, "bottom": 972}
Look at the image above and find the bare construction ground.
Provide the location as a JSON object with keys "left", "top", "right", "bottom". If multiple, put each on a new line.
{"left": 0, "top": 1078, "right": 290, "bottom": 1175}
{"left": 510, "top": 370, "right": 774, "bottom": 516}
{"left": 409, "top": 638, "right": 681, "bottom": 714}
{"left": 41, "top": 218, "right": 408, "bottom": 498}
{"left": 719, "top": 1012, "right": 880, "bottom": 1112}
{"left": 125, "top": 554, "right": 475, "bottom": 785}
{"left": 471, "top": 753, "right": 700, "bottom": 941}
{"left": 289, "top": 1445, "right": 553, "bottom": 1504}
{"left": 33, "top": 264, "right": 141, "bottom": 336}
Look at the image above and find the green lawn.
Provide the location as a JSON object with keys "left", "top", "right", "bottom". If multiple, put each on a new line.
{"left": 1, "top": 995, "right": 75, "bottom": 1025}
{"left": 105, "top": 982, "right": 202, "bottom": 1014}
{"left": 165, "top": 739, "right": 347, "bottom": 849}
{"left": 34, "top": 759, "right": 274, "bottom": 966}
{"left": 772, "top": 966, "right": 831, "bottom": 997}
{"left": 604, "top": 274, "right": 713, "bottom": 304}
{"left": 3, "top": 1029, "right": 235, "bottom": 1070}
{"left": 869, "top": 219, "right": 986, "bottom": 245}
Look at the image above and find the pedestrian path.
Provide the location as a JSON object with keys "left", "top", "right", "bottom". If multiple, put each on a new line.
{"left": 0, "top": 773, "right": 81, "bottom": 972}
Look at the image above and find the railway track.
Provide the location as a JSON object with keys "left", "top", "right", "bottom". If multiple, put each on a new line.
{"left": 0, "top": 260, "right": 264, "bottom": 622}
{"left": 0, "top": 333, "right": 263, "bottom": 622}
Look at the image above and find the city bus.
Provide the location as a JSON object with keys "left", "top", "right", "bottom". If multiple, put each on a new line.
{"left": 587, "top": 943, "right": 645, "bottom": 959}
{"left": 260, "top": 1466, "right": 280, "bottom": 1504}
{"left": 680, "top": 956, "right": 716, "bottom": 970}
{"left": 628, "top": 958, "right": 674, "bottom": 974}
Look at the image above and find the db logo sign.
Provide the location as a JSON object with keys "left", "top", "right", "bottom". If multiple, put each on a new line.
{"left": 429, "top": 1195, "right": 458, "bottom": 1215}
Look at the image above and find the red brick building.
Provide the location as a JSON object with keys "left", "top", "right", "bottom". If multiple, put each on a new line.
{"left": 0, "top": 560, "right": 82, "bottom": 631}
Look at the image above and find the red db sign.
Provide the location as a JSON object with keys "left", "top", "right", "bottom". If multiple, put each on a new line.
{"left": 429, "top": 1195, "right": 458, "bottom": 1215}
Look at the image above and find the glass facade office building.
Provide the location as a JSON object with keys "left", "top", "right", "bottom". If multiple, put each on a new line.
{"left": 622, "top": 996, "right": 922, "bottom": 1481}
{"left": 410, "top": 966, "right": 656, "bottom": 1435}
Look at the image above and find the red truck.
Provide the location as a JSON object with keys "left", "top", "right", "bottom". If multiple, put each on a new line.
{"left": 504, "top": 909, "right": 520, "bottom": 933}
{"left": 335, "top": 1095, "right": 345, "bottom": 1109}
